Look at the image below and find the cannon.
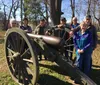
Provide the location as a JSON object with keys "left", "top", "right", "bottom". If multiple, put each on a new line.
{"left": 4, "top": 28, "right": 97, "bottom": 85}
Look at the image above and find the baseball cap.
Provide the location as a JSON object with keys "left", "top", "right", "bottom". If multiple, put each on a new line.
{"left": 86, "top": 15, "right": 91, "bottom": 19}
{"left": 60, "top": 17, "right": 66, "bottom": 22}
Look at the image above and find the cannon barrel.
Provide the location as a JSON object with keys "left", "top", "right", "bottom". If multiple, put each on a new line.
{"left": 27, "top": 33, "right": 62, "bottom": 46}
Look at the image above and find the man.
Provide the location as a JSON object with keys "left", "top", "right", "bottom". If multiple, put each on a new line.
{"left": 34, "top": 19, "right": 51, "bottom": 60}
{"left": 70, "top": 17, "right": 80, "bottom": 62}
{"left": 54, "top": 17, "right": 72, "bottom": 60}
{"left": 34, "top": 19, "right": 50, "bottom": 35}
{"left": 85, "top": 15, "right": 98, "bottom": 50}
{"left": 20, "top": 18, "right": 32, "bottom": 33}
{"left": 71, "top": 17, "right": 80, "bottom": 29}
{"left": 54, "top": 17, "right": 70, "bottom": 38}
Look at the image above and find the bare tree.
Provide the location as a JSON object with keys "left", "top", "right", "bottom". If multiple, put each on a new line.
{"left": 12, "top": 0, "right": 20, "bottom": 19}
{"left": 1, "top": 1, "right": 7, "bottom": 29}
{"left": 1, "top": 0, "right": 19, "bottom": 30}
{"left": 91, "top": 0, "right": 100, "bottom": 26}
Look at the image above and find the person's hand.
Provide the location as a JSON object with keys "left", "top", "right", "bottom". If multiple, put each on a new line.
{"left": 69, "top": 31, "right": 73, "bottom": 36}
{"left": 77, "top": 49, "right": 81, "bottom": 53}
{"left": 24, "top": 30, "right": 29, "bottom": 33}
{"left": 57, "top": 24, "right": 63, "bottom": 28}
{"left": 80, "top": 49, "right": 84, "bottom": 53}
{"left": 45, "top": 31, "right": 51, "bottom": 35}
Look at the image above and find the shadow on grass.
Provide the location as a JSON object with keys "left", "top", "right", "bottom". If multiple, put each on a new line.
{"left": 39, "top": 63, "right": 100, "bottom": 85}
{"left": 0, "top": 38, "right": 4, "bottom": 44}
{"left": 98, "top": 40, "right": 100, "bottom": 44}
{"left": 92, "top": 65, "right": 100, "bottom": 68}
{"left": 39, "top": 63, "right": 67, "bottom": 76}
{"left": 38, "top": 74, "right": 72, "bottom": 85}
{"left": 90, "top": 66, "right": 100, "bottom": 85}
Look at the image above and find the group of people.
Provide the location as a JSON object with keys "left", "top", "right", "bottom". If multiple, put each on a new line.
{"left": 9, "top": 15, "right": 98, "bottom": 76}
{"left": 71, "top": 15, "right": 97, "bottom": 76}
{"left": 9, "top": 18, "right": 32, "bottom": 33}
{"left": 33, "top": 15, "right": 97, "bottom": 76}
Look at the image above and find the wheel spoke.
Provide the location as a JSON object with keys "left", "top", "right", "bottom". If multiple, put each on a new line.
{"left": 10, "top": 34, "right": 17, "bottom": 51}
{"left": 7, "top": 48, "right": 14, "bottom": 60}
{"left": 23, "top": 59, "right": 33, "bottom": 63}
{"left": 16, "top": 34, "right": 21, "bottom": 52}
{"left": 22, "top": 66, "right": 32, "bottom": 85}
{"left": 7, "top": 56, "right": 14, "bottom": 58}
{"left": 9, "top": 62, "right": 14, "bottom": 68}
{"left": 18, "top": 64, "right": 21, "bottom": 82}
{"left": 21, "top": 48, "right": 30, "bottom": 57}
{"left": 20, "top": 38, "right": 25, "bottom": 54}
{"left": 26, "top": 66, "right": 34, "bottom": 76}
{"left": 66, "top": 44, "right": 74, "bottom": 47}
{"left": 8, "top": 40, "right": 14, "bottom": 50}
{"left": 7, "top": 47, "right": 16, "bottom": 54}
{"left": 66, "top": 50, "right": 73, "bottom": 52}
{"left": 14, "top": 64, "right": 18, "bottom": 76}
{"left": 21, "top": 68, "right": 26, "bottom": 84}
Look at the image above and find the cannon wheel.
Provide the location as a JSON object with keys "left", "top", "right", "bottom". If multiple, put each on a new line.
{"left": 4, "top": 28, "right": 39, "bottom": 85}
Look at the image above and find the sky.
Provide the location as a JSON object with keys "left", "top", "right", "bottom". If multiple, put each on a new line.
{"left": 0, "top": 0, "right": 85, "bottom": 22}
{"left": 61, "top": 0, "right": 85, "bottom": 23}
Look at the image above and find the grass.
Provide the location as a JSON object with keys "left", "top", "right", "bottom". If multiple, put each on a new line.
{"left": 0, "top": 30, "right": 100, "bottom": 85}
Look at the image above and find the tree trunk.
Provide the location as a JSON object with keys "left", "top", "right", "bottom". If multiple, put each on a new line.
{"left": 49, "top": 0, "right": 62, "bottom": 25}
{"left": 44, "top": 0, "right": 49, "bottom": 25}
{"left": 20, "top": 0, "right": 23, "bottom": 25}
{"left": 3, "top": 5, "right": 7, "bottom": 30}
{"left": 70, "top": 0, "right": 75, "bottom": 19}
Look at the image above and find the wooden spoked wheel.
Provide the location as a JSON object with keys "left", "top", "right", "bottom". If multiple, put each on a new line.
{"left": 4, "top": 28, "right": 39, "bottom": 85}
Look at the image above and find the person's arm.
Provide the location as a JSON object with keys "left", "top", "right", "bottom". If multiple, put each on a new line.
{"left": 45, "top": 25, "right": 52, "bottom": 35}
{"left": 72, "top": 25, "right": 80, "bottom": 33}
{"left": 73, "top": 34, "right": 79, "bottom": 50}
{"left": 82, "top": 32, "right": 92, "bottom": 51}
{"left": 20, "top": 26, "right": 24, "bottom": 30}
{"left": 34, "top": 25, "right": 40, "bottom": 34}
{"left": 92, "top": 26, "right": 98, "bottom": 50}
{"left": 69, "top": 25, "right": 80, "bottom": 36}
{"left": 27, "top": 26, "right": 32, "bottom": 33}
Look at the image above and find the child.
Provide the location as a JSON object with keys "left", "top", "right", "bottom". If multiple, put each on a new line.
{"left": 73, "top": 21, "right": 92, "bottom": 75}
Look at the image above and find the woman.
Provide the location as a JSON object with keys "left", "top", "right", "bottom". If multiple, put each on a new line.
{"left": 73, "top": 21, "right": 92, "bottom": 75}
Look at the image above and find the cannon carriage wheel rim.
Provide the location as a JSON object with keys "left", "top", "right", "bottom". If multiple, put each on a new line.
{"left": 4, "top": 28, "right": 39, "bottom": 85}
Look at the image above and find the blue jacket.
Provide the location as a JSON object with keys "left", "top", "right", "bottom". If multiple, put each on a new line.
{"left": 73, "top": 30, "right": 92, "bottom": 52}
{"left": 71, "top": 23, "right": 80, "bottom": 29}
{"left": 73, "top": 24, "right": 97, "bottom": 50}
